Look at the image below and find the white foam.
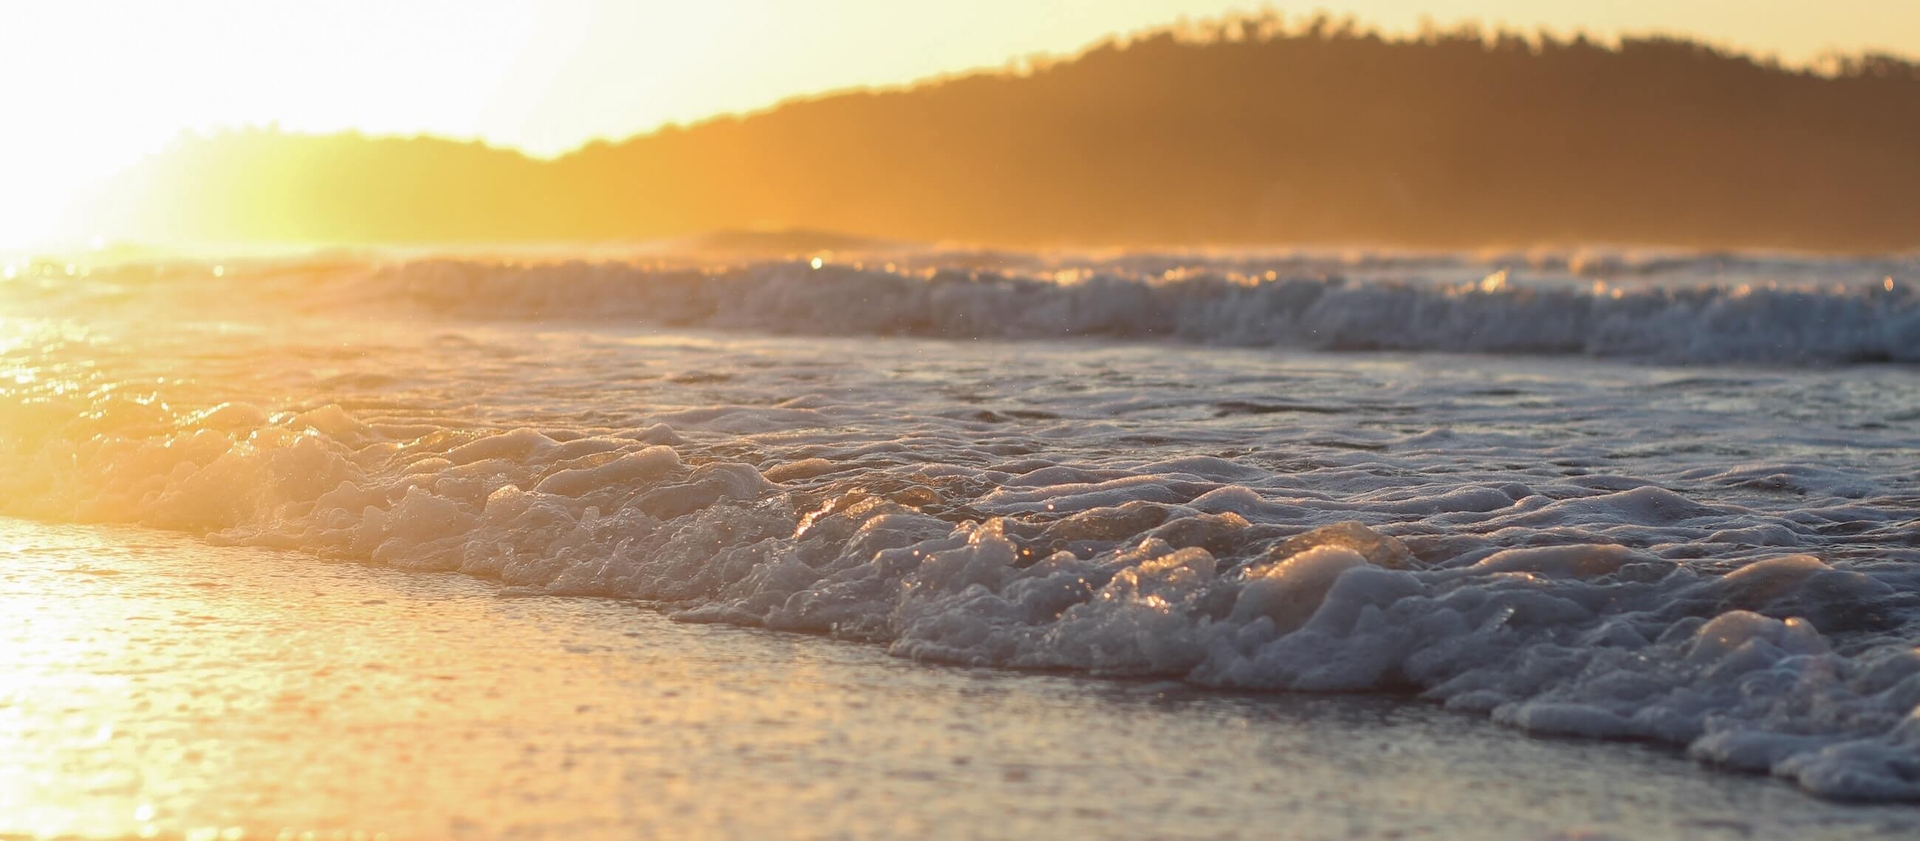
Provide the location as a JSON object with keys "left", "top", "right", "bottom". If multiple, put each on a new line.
{"left": 4, "top": 251, "right": 1919, "bottom": 801}
{"left": 8, "top": 399, "right": 1918, "bottom": 799}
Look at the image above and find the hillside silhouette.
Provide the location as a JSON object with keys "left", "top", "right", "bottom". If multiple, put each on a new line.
{"left": 85, "top": 13, "right": 1920, "bottom": 252}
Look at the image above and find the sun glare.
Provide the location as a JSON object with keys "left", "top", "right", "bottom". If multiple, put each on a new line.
{"left": 2, "top": 0, "right": 1920, "bottom": 837}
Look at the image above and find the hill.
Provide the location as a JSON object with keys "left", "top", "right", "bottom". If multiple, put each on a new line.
{"left": 82, "top": 14, "right": 1920, "bottom": 252}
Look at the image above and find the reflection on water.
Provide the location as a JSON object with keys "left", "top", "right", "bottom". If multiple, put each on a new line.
{"left": 2, "top": 517, "right": 1916, "bottom": 840}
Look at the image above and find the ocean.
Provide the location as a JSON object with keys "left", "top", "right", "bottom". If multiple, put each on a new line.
{"left": 2, "top": 249, "right": 1917, "bottom": 838}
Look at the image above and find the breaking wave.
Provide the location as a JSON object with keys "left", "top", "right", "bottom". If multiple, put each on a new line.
{"left": 6, "top": 249, "right": 1920, "bottom": 801}
{"left": 4, "top": 396, "right": 1920, "bottom": 801}
{"left": 376, "top": 259, "right": 1920, "bottom": 364}
{"left": 15, "top": 253, "right": 1920, "bottom": 364}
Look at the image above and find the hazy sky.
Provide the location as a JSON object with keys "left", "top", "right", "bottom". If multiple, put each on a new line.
{"left": 3, "top": 0, "right": 1917, "bottom": 246}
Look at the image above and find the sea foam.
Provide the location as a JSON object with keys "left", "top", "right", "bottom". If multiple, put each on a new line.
{"left": 3, "top": 251, "right": 1919, "bottom": 801}
{"left": 2, "top": 402, "right": 1918, "bottom": 800}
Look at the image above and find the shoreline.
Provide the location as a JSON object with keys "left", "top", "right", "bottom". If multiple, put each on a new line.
{"left": 4, "top": 517, "right": 1915, "bottom": 840}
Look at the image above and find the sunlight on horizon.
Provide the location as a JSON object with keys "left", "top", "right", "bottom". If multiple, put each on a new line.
{"left": 3, "top": 0, "right": 1919, "bottom": 248}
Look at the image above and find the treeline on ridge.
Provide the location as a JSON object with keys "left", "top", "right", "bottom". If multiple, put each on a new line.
{"left": 86, "top": 12, "right": 1920, "bottom": 251}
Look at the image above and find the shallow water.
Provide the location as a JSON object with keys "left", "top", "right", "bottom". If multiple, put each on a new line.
{"left": 5, "top": 517, "right": 1918, "bottom": 841}
{"left": 2, "top": 252, "right": 1919, "bottom": 813}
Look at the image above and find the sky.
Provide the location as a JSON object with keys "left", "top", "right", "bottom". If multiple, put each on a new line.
{"left": 3, "top": 0, "right": 1918, "bottom": 248}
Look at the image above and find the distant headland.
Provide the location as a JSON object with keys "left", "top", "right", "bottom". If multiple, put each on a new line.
{"left": 79, "top": 13, "right": 1920, "bottom": 253}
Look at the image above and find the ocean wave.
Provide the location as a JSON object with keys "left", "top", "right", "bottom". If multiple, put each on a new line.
{"left": 366, "top": 259, "right": 1920, "bottom": 364}
{"left": 13, "top": 252, "right": 1919, "bottom": 364}
{"left": 4, "top": 392, "right": 1920, "bottom": 801}
{"left": 7, "top": 250, "right": 1920, "bottom": 800}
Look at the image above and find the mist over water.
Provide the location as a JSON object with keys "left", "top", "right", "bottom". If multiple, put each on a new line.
{"left": 4, "top": 249, "right": 1920, "bottom": 806}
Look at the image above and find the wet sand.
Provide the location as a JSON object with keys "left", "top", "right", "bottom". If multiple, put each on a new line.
{"left": 2, "top": 517, "right": 1915, "bottom": 840}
